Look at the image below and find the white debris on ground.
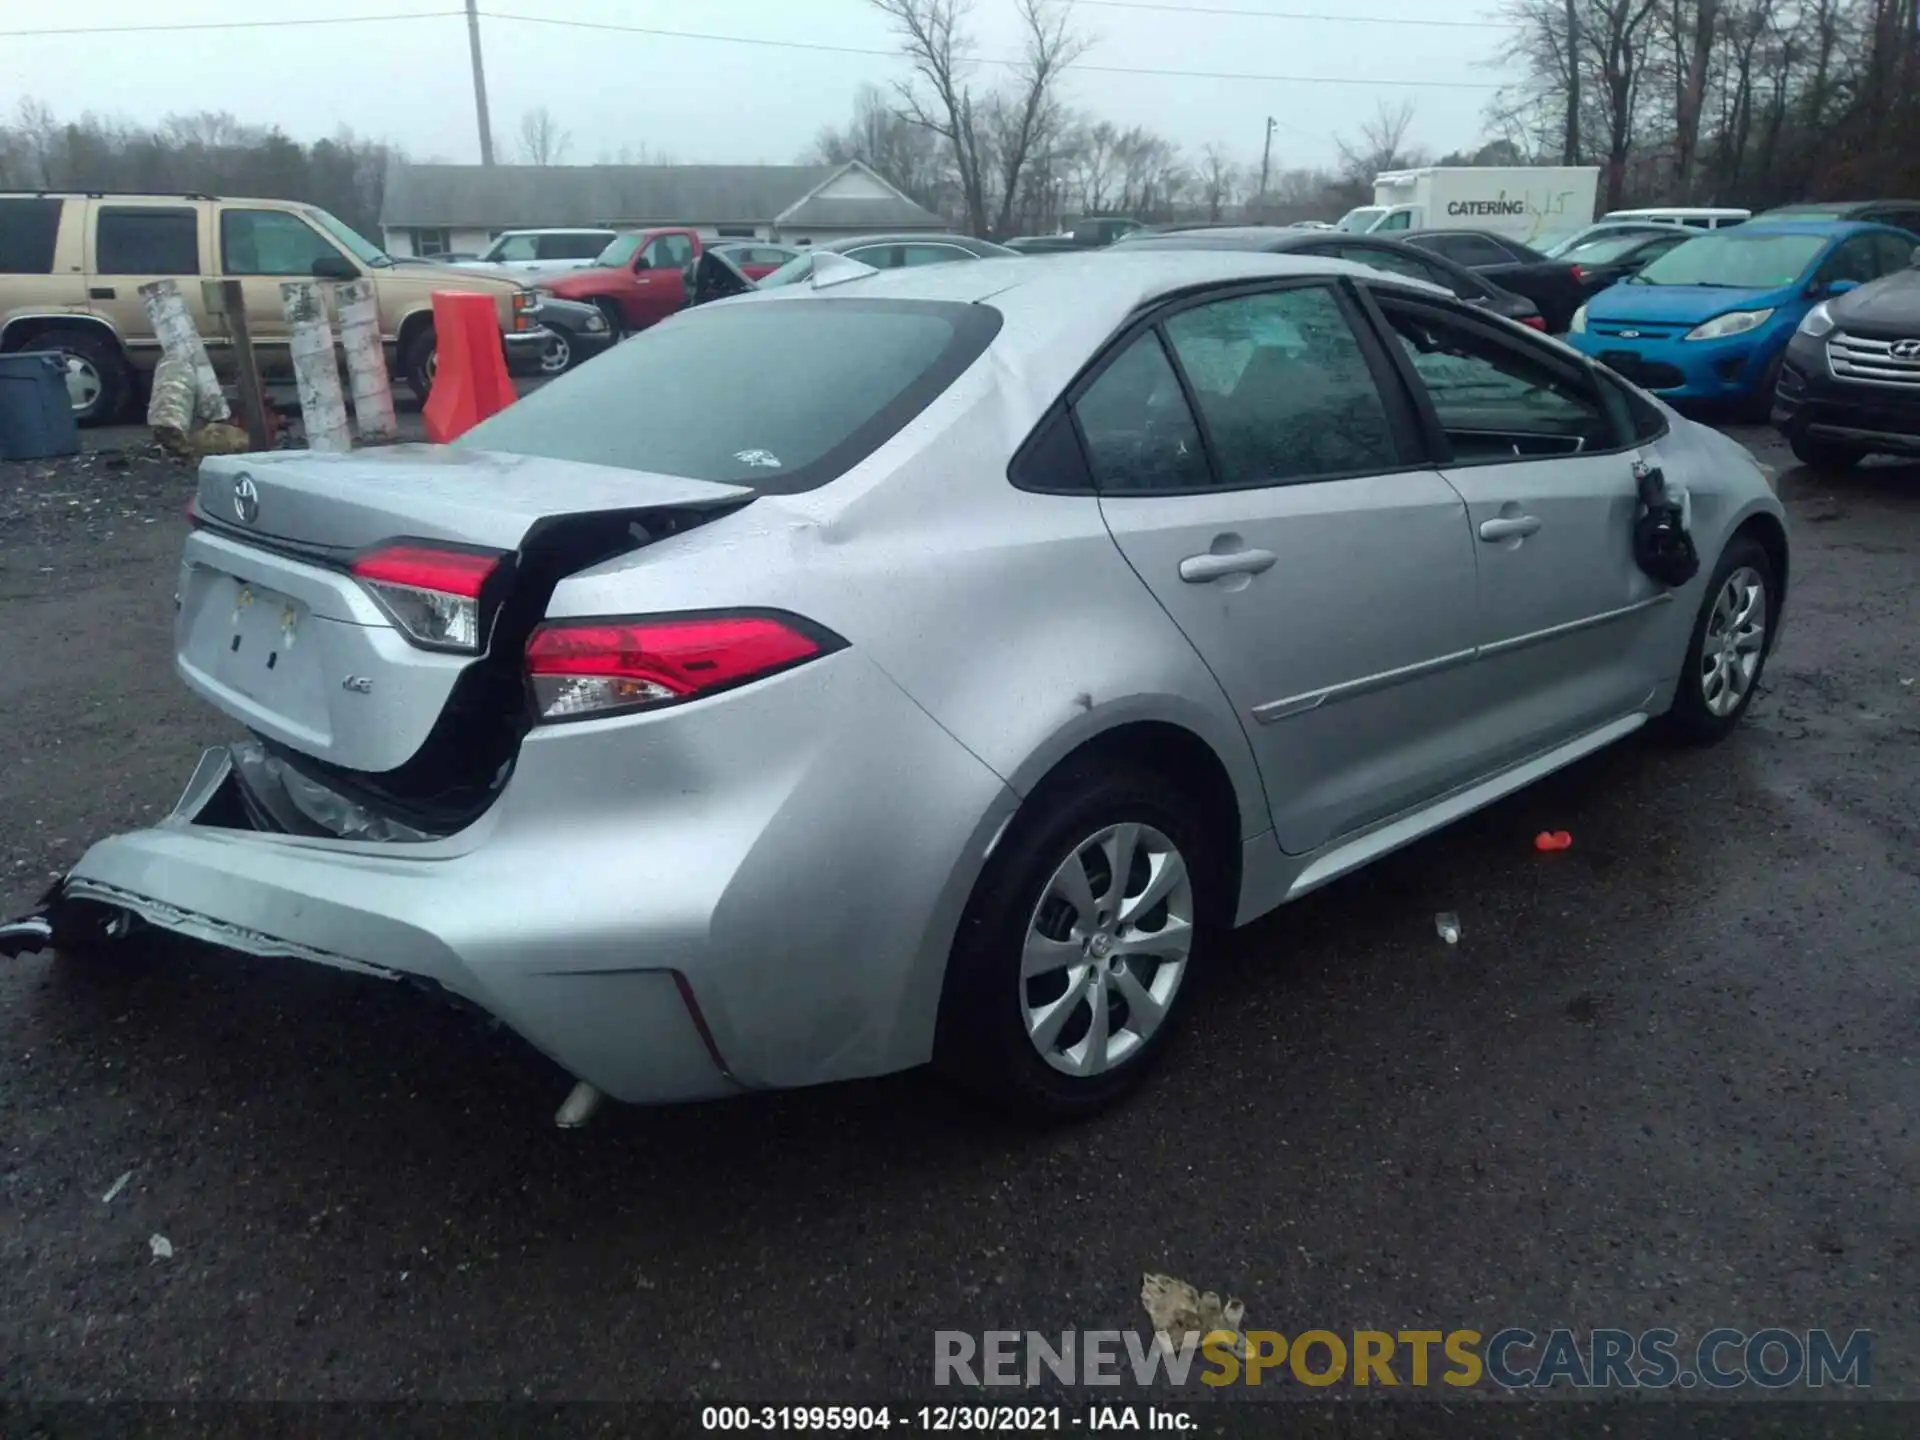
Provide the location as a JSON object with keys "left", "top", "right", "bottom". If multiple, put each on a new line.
{"left": 148, "top": 1234, "right": 174, "bottom": 1261}
{"left": 1140, "top": 1273, "right": 1246, "bottom": 1355}
{"left": 101, "top": 1170, "right": 134, "bottom": 1205}
{"left": 1435, "top": 912, "right": 1462, "bottom": 945}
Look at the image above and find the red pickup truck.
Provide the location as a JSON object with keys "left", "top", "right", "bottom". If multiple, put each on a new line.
{"left": 541, "top": 228, "right": 791, "bottom": 335}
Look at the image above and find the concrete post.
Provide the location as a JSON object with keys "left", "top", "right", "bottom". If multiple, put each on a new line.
{"left": 331, "top": 279, "right": 397, "bottom": 442}
{"left": 279, "top": 281, "right": 352, "bottom": 453}
{"left": 137, "top": 278, "right": 231, "bottom": 423}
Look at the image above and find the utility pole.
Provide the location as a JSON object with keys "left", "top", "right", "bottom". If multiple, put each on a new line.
{"left": 466, "top": 0, "right": 495, "bottom": 165}
{"left": 1258, "top": 116, "right": 1277, "bottom": 205}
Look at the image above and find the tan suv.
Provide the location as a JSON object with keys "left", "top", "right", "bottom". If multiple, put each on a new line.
{"left": 0, "top": 192, "right": 550, "bottom": 425}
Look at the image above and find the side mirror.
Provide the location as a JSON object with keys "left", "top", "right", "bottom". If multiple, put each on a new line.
{"left": 1827, "top": 278, "right": 1861, "bottom": 296}
{"left": 311, "top": 254, "right": 357, "bottom": 280}
{"left": 631, "top": 254, "right": 650, "bottom": 271}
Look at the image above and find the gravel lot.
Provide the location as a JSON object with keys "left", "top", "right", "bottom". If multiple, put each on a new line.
{"left": 1, "top": 418, "right": 1916, "bottom": 1409}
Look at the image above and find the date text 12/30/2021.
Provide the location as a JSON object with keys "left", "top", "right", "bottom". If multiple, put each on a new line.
{"left": 701, "top": 1405, "right": 1196, "bottom": 1431}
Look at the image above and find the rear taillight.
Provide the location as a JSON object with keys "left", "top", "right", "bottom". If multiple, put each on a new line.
{"left": 524, "top": 612, "right": 841, "bottom": 722}
{"left": 1569, "top": 264, "right": 1584, "bottom": 282}
{"left": 351, "top": 541, "right": 504, "bottom": 653}
{"left": 1520, "top": 314, "right": 1548, "bottom": 331}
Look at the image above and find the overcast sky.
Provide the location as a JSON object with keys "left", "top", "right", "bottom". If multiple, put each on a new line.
{"left": 2, "top": 0, "right": 1522, "bottom": 172}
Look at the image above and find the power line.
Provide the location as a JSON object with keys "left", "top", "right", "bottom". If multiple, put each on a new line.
{"left": 1077, "top": 0, "right": 1507, "bottom": 30}
{"left": 0, "top": 12, "right": 461, "bottom": 38}
{"left": 481, "top": 10, "right": 1505, "bottom": 89}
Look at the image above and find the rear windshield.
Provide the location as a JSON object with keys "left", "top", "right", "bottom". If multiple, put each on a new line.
{"left": 457, "top": 298, "right": 1001, "bottom": 493}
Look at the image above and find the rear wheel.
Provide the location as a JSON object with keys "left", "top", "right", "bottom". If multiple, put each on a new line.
{"left": 1788, "top": 433, "right": 1865, "bottom": 472}
{"left": 403, "top": 325, "right": 438, "bottom": 403}
{"left": 1660, "top": 535, "right": 1776, "bottom": 745}
{"left": 934, "top": 764, "right": 1223, "bottom": 1122}
{"left": 28, "top": 327, "right": 131, "bottom": 426}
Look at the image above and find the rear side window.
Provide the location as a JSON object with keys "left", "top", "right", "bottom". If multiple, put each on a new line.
{"left": 457, "top": 298, "right": 1001, "bottom": 494}
{"left": 1161, "top": 285, "right": 1402, "bottom": 485}
{"left": 540, "top": 232, "right": 610, "bottom": 260}
{"left": 1074, "top": 331, "right": 1211, "bottom": 492}
{"left": 0, "top": 197, "right": 62, "bottom": 274}
{"left": 95, "top": 207, "right": 199, "bottom": 275}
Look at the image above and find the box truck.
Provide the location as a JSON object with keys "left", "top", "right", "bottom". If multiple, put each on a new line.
{"left": 1337, "top": 166, "right": 1601, "bottom": 248}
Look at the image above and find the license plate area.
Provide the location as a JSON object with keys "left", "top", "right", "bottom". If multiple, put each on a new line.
{"left": 178, "top": 564, "right": 334, "bottom": 746}
{"left": 217, "top": 579, "right": 308, "bottom": 684}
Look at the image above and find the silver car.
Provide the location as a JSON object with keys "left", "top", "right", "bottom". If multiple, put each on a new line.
{"left": 1, "top": 252, "right": 1788, "bottom": 1124}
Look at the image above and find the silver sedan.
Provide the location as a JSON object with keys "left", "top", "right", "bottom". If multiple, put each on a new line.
{"left": 2, "top": 251, "right": 1788, "bottom": 1124}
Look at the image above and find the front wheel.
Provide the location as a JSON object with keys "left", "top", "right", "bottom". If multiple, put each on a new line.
{"left": 1789, "top": 433, "right": 1865, "bottom": 472}
{"left": 934, "top": 764, "right": 1222, "bottom": 1122}
{"left": 1659, "top": 535, "right": 1777, "bottom": 745}
{"left": 538, "top": 330, "right": 574, "bottom": 375}
{"left": 403, "top": 325, "right": 437, "bottom": 404}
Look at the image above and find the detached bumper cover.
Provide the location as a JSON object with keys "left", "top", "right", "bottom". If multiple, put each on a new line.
{"left": 16, "top": 651, "right": 1018, "bottom": 1105}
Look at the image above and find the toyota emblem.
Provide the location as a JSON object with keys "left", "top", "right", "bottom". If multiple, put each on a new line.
{"left": 1892, "top": 339, "right": 1920, "bottom": 360}
{"left": 232, "top": 474, "right": 260, "bottom": 525}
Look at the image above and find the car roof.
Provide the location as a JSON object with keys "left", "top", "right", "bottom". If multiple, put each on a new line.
{"left": 496, "top": 227, "right": 616, "bottom": 236}
{"left": 1705, "top": 218, "right": 1884, "bottom": 237}
{"left": 820, "top": 233, "right": 999, "bottom": 251}
{"left": 1117, "top": 226, "right": 1330, "bottom": 251}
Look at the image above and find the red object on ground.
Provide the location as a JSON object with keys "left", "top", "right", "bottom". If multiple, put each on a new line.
{"left": 423, "top": 290, "right": 514, "bottom": 444}
{"left": 1534, "top": 830, "right": 1574, "bottom": 852}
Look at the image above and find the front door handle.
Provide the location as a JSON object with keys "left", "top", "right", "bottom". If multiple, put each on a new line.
{"left": 1179, "top": 548, "right": 1277, "bottom": 583}
{"left": 1479, "top": 515, "right": 1542, "bottom": 542}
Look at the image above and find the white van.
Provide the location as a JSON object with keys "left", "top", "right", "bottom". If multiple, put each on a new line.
{"left": 1601, "top": 207, "right": 1749, "bottom": 229}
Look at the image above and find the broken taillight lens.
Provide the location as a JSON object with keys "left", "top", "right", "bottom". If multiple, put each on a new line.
{"left": 350, "top": 542, "right": 503, "bottom": 653}
{"left": 524, "top": 612, "right": 841, "bottom": 722}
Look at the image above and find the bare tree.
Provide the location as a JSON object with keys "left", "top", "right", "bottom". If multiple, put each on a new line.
{"left": 517, "top": 106, "right": 570, "bottom": 166}
{"left": 867, "top": 0, "right": 1087, "bottom": 238}
{"left": 1199, "top": 144, "right": 1240, "bottom": 221}
{"left": 13, "top": 98, "right": 60, "bottom": 187}
{"left": 1335, "top": 100, "right": 1422, "bottom": 184}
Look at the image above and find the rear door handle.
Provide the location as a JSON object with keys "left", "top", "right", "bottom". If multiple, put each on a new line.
{"left": 1179, "top": 549, "right": 1277, "bottom": 582}
{"left": 1479, "top": 515, "right": 1542, "bottom": 542}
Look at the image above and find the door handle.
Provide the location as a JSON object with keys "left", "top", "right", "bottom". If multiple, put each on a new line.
{"left": 1179, "top": 548, "right": 1277, "bottom": 582}
{"left": 1479, "top": 515, "right": 1542, "bottom": 542}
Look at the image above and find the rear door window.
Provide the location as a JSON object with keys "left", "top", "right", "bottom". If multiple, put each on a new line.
{"left": 1872, "top": 232, "right": 1916, "bottom": 276}
{"left": 0, "top": 197, "right": 63, "bottom": 273}
{"left": 1159, "top": 284, "right": 1404, "bottom": 486}
{"left": 456, "top": 298, "right": 1001, "bottom": 493}
{"left": 95, "top": 206, "right": 199, "bottom": 275}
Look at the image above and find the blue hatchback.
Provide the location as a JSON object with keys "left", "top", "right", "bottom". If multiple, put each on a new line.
{"left": 1567, "top": 220, "right": 1920, "bottom": 411}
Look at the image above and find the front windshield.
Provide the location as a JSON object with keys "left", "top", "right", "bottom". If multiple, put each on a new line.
{"left": 1564, "top": 231, "right": 1672, "bottom": 264}
{"left": 303, "top": 207, "right": 390, "bottom": 267}
{"left": 758, "top": 251, "right": 816, "bottom": 288}
{"left": 595, "top": 234, "right": 642, "bottom": 267}
{"left": 1338, "top": 207, "right": 1386, "bottom": 233}
{"left": 1632, "top": 232, "right": 1827, "bottom": 288}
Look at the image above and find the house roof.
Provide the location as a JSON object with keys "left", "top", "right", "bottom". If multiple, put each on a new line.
{"left": 381, "top": 160, "right": 944, "bottom": 231}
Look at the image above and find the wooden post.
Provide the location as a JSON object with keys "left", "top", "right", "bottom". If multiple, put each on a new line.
{"left": 216, "top": 280, "right": 272, "bottom": 452}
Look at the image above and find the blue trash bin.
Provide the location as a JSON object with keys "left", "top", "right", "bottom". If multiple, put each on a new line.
{"left": 0, "top": 350, "right": 82, "bottom": 461}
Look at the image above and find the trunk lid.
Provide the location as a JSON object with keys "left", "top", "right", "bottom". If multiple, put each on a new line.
{"left": 194, "top": 446, "right": 750, "bottom": 558}
{"left": 180, "top": 448, "right": 754, "bottom": 801}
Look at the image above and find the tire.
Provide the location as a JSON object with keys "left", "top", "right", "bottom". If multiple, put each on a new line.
{"left": 402, "top": 324, "right": 437, "bottom": 404}
{"left": 1740, "top": 350, "right": 1785, "bottom": 424}
{"left": 1788, "top": 433, "right": 1865, "bottom": 472}
{"left": 31, "top": 327, "right": 131, "bottom": 427}
{"left": 538, "top": 329, "right": 574, "bottom": 375}
{"left": 591, "top": 298, "right": 626, "bottom": 339}
{"left": 933, "top": 763, "right": 1226, "bottom": 1122}
{"left": 1659, "top": 534, "right": 1777, "bottom": 745}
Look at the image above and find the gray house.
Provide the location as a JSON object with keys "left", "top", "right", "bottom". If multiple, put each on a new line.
{"left": 379, "top": 158, "right": 946, "bottom": 257}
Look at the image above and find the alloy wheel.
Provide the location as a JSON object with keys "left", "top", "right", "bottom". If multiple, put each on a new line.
{"left": 1021, "top": 822, "right": 1194, "bottom": 1078}
{"left": 1701, "top": 564, "right": 1768, "bottom": 717}
{"left": 539, "top": 334, "right": 572, "bottom": 374}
